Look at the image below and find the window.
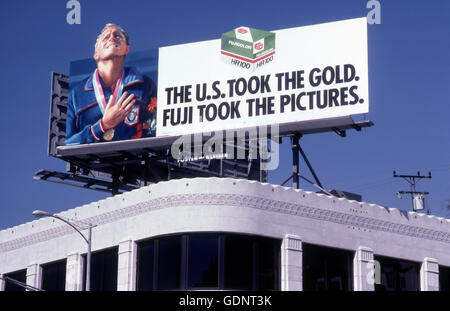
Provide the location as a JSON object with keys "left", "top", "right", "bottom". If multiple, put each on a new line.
{"left": 374, "top": 255, "right": 419, "bottom": 291}
{"left": 439, "top": 265, "right": 450, "bottom": 291}
{"left": 41, "top": 259, "right": 66, "bottom": 291}
{"left": 303, "top": 243, "right": 354, "bottom": 291}
{"left": 257, "top": 237, "right": 278, "bottom": 290}
{"left": 83, "top": 247, "right": 118, "bottom": 291}
{"left": 136, "top": 233, "right": 280, "bottom": 291}
{"left": 224, "top": 235, "right": 253, "bottom": 290}
{"left": 157, "top": 236, "right": 182, "bottom": 290}
{"left": 137, "top": 239, "right": 155, "bottom": 291}
{"left": 188, "top": 235, "right": 218, "bottom": 288}
{"left": 4, "top": 269, "right": 27, "bottom": 292}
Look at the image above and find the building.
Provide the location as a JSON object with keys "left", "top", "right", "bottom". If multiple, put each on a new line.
{"left": 1, "top": 177, "right": 449, "bottom": 291}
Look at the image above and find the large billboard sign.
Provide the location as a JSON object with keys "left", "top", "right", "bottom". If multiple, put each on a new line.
{"left": 157, "top": 17, "right": 368, "bottom": 137}
{"left": 63, "top": 17, "right": 368, "bottom": 151}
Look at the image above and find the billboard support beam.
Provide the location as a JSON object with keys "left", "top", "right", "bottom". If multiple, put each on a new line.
{"left": 286, "top": 132, "right": 325, "bottom": 191}
{"left": 34, "top": 169, "right": 138, "bottom": 194}
{"left": 291, "top": 133, "right": 301, "bottom": 189}
{"left": 112, "top": 175, "right": 120, "bottom": 196}
{"left": 332, "top": 127, "right": 346, "bottom": 137}
{"left": 298, "top": 142, "right": 323, "bottom": 189}
{"left": 167, "top": 154, "right": 172, "bottom": 181}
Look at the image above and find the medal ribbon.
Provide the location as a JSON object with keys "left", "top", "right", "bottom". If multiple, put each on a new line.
{"left": 92, "top": 69, "right": 124, "bottom": 115}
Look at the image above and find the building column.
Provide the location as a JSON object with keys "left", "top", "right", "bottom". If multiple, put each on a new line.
{"left": 0, "top": 273, "right": 5, "bottom": 291}
{"left": 117, "top": 239, "right": 137, "bottom": 291}
{"left": 281, "top": 234, "right": 302, "bottom": 291}
{"left": 26, "top": 263, "right": 42, "bottom": 291}
{"left": 65, "top": 252, "right": 84, "bottom": 291}
{"left": 353, "top": 246, "right": 375, "bottom": 291}
{"left": 420, "top": 257, "right": 439, "bottom": 291}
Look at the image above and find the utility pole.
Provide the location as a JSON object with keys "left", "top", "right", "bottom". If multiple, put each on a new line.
{"left": 393, "top": 170, "right": 431, "bottom": 212}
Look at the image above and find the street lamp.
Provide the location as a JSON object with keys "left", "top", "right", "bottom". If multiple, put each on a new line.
{"left": 32, "top": 210, "right": 94, "bottom": 291}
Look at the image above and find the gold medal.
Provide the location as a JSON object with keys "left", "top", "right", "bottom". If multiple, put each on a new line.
{"left": 103, "top": 128, "right": 115, "bottom": 141}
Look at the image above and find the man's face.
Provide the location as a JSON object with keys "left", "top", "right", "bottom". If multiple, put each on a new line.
{"left": 94, "top": 26, "right": 130, "bottom": 62}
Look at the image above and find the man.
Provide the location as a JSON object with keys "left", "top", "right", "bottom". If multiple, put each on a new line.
{"left": 66, "top": 23, "right": 157, "bottom": 145}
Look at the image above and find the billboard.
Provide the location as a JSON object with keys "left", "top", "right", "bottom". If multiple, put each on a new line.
{"left": 64, "top": 18, "right": 368, "bottom": 149}
{"left": 157, "top": 17, "right": 368, "bottom": 137}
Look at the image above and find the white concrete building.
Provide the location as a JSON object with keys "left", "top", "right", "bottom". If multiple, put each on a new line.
{"left": 1, "top": 177, "right": 449, "bottom": 291}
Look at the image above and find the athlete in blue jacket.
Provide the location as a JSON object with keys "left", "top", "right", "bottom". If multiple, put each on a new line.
{"left": 66, "top": 24, "right": 157, "bottom": 145}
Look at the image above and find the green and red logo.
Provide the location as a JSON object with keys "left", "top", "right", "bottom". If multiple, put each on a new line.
{"left": 221, "top": 26, "right": 275, "bottom": 70}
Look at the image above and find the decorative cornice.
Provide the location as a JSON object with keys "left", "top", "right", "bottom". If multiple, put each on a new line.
{"left": 1, "top": 193, "right": 449, "bottom": 253}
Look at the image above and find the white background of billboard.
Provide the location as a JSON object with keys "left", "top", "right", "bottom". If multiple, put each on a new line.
{"left": 157, "top": 17, "right": 368, "bottom": 137}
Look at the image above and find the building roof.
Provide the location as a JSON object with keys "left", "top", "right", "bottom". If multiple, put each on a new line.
{"left": 1, "top": 177, "right": 450, "bottom": 271}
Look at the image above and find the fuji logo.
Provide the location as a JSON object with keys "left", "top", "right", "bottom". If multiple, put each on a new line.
{"left": 237, "top": 28, "right": 248, "bottom": 34}
{"left": 254, "top": 42, "right": 264, "bottom": 50}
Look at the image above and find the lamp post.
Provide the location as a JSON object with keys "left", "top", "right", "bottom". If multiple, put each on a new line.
{"left": 32, "top": 210, "right": 94, "bottom": 291}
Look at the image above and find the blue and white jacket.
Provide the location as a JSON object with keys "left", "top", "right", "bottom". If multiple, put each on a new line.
{"left": 66, "top": 66, "right": 157, "bottom": 145}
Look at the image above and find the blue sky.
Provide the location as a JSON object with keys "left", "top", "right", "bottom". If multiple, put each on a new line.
{"left": 0, "top": 0, "right": 449, "bottom": 230}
